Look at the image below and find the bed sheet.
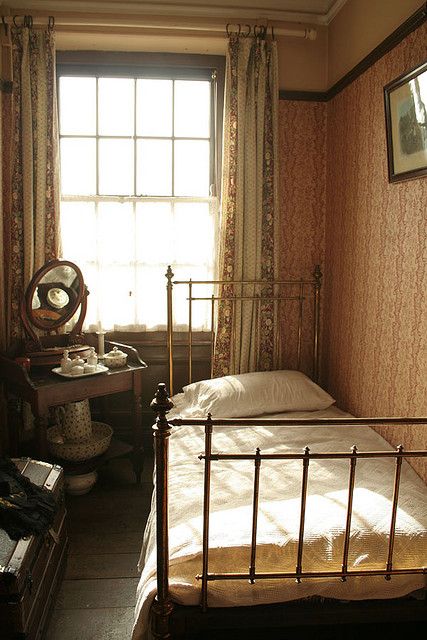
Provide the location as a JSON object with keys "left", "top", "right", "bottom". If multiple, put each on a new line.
{"left": 133, "top": 405, "right": 427, "bottom": 639}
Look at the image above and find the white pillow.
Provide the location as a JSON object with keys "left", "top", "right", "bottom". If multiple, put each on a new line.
{"left": 181, "top": 370, "right": 335, "bottom": 418}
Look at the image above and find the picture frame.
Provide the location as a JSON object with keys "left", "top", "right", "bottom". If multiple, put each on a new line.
{"left": 384, "top": 60, "right": 427, "bottom": 183}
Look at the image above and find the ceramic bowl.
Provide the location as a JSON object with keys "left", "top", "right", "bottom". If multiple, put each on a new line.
{"left": 103, "top": 346, "right": 128, "bottom": 369}
{"left": 65, "top": 471, "right": 97, "bottom": 495}
{"left": 47, "top": 421, "right": 113, "bottom": 462}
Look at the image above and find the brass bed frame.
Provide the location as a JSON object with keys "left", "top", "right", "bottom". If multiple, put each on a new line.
{"left": 147, "top": 267, "right": 427, "bottom": 639}
{"left": 165, "top": 264, "right": 322, "bottom": 395}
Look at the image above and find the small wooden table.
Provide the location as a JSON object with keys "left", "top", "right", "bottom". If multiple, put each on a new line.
{"left": 0, "top": 337, "right": 147, "bottom": 480}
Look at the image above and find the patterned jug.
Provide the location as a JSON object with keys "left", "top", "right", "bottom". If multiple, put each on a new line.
{"left": 55, "top": 400, "right": 92, "bottom": 442}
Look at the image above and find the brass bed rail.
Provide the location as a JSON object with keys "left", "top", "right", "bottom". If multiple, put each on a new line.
{"left": 151, "top": 385, "right": 427, "bottom": 638}
{"left": 166, "top": 265, "right": 322, "bottom": 395}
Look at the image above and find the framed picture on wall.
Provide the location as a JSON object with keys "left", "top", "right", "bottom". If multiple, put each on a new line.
{"left": 384, "top": 60, "right": 427, "bottom": 182}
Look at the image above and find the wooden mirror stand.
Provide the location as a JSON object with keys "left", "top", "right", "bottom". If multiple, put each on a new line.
{"left": 20, "top": 259, "right": 91, "bottom": 366}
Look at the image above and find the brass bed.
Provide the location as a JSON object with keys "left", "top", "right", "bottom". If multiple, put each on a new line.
{"left": 134, "top": 267, "right": 427, "bottom": 640}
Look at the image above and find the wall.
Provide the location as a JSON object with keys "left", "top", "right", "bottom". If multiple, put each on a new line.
{"left": 279, "top": 101, "right": 327, "bottom": 279}
{"left": 323, "top": 22, "right": 427, "bottom": 480}
{"left": 328, "top": 0, "right": 424, "bottom": 86}
{"left": 55, "top": 23, "right": 328, "bottom": 91}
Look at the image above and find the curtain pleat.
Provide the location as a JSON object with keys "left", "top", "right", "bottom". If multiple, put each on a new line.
{"left": 213, "top": 34, "right": 280, "bottom": 376}
{"left": 7, "top": 26, "right": 60, "bottom": 342}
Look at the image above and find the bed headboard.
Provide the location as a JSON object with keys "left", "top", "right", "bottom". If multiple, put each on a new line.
{"left": 166, "top": 265, "right": 322, "bottom": 395}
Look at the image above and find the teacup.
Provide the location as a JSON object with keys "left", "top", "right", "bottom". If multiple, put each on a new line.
{"left": 55, "top": 399, "right": 92, "bottom": 442}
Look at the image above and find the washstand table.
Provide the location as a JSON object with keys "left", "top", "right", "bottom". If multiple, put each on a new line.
{"left": 0, "top": 337, "right": 148, "bottom": 481}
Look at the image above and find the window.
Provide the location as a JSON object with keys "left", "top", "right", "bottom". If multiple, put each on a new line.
{"left": 57, "top": 54, "right": 224, "bottom": 331}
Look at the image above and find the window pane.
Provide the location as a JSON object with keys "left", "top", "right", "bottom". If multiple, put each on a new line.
{"left": 136, "top": 139, "right": 172, "bottom": 196}
{"left": 135, "top": 265, "right": 168, "bottom": 329}
{"left": 79, "top": 262, "right": 98, "bottom": 329}
{"left": 60, "top": 201, "right": 96, "bottom": 263}
{"left": 173, "top": 202, "right": 213, "bottom": 264}
{"left": 136, "top": 202, "right": 172, "bottom": 263}
{"left": 136, "top": 79, "right": 172, "bottom": 136}
{"left": 174, "top": 80, "right": 210, "bottom": 138}
{"left": 172, "top": 265, "right": 213, "bottom": 329}
{"left": 60, "top": 138, "right": 96, "bottom": 195}
{"left": 98, "top": 78, "right": 134, "bottom": 136}
{"left": 59, "top": 77, "right": 96, "bottom": 135}
{"left": 174, "top": 140, "right": 210, "bottom": 196}
{"left": 98, "top": 265, "right": 136, "bottom": 328}
{"left": 99, "top": 138, "right": 134, "bottom": 195}
{"left": 97, "top": 201, "right": 134, "bottom": 263}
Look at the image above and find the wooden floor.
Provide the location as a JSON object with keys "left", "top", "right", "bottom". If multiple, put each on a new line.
{"left": 46, "top": 456, "right": 153, "bottom": 640}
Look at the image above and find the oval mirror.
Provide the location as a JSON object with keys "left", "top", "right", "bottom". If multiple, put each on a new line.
{"left": 22, "top": 260, "right": 86, "bottom": 332}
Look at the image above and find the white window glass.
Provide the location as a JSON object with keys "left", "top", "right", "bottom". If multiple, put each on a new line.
{"left": 173, "top": 202, "right": 213, "bottom": 264}
{"left": 135, "top": 265, "right": 168, "bottom": 329}
{"left": 98, "top": 78, "right": 134, "bottom": 136}
{"left": 135, "top": 202, "right": 172, "bottom": 263}
{"left": 174, "top": 140, "right": 210, "bottom": 196}
{"left": 99, "top": 138, "right": 134, "bottom": 195}
{"left": 60, "top": 138, "right": 96, "bottom": 195}
{"left": 174, "top": 80, "right": 210, "bottom": 138}
{"left": 97, "top": 201, "right": 134, "bottom": 263}
{"left": 172, "top": 264, "right": 214, "bottom": 330}
{"left": 60, "top": 201, "right": 96, "bottom": 263}
{"left": 136, "top": 139, "right": 172, "bottom": 196}
{"left": 137, "top": 79, "right": 172, "bottom": 136}
{"left": 59, "top": 77, "right": 96, "bottom": 135}
{"left": 98, "top": 265, "right": 136, "bottom": 329}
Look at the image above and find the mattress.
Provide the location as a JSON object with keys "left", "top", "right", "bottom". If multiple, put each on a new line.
{"left": 133, "top": 405, "right": 427, "bottom": 639}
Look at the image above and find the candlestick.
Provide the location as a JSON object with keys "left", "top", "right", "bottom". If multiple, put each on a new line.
{"left": 96, "top": 330, "right": 106, "bottom": 358}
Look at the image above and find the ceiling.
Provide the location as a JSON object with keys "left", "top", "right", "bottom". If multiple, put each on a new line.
{"left": 0, "top": 0, "right": 349, "bottom": 25}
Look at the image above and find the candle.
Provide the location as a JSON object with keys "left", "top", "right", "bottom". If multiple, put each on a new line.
{"left": 96, "top": 330, "right": 106, "bottom": 358}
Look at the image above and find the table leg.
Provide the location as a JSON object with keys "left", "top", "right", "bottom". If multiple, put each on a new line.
{"left": 34, "top": 413, "right": 49, "bottom": 460}
{"left": 132, "top": 378, "right": 144, "bottom": 483}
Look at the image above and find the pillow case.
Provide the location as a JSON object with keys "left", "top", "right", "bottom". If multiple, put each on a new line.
{"left": 181, "top": 370, "right": 335, "bottom": 418}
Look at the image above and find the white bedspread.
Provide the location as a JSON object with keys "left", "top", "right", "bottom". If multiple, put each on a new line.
{"left": 133, "top": 405, "right": 427, "bottom": 639}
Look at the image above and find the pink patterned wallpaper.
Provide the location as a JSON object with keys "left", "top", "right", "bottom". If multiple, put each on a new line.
{"left": 323, "top": 23, "right": 427, "bottom": 481}
{"left": 278, "top": 23, "right": 426, "bottom": 481}
{"left": 278, "top": 101, "right": 327, "bottom": 373}
{"left": 278, "top": 100, "right": 327, "bottom": 280}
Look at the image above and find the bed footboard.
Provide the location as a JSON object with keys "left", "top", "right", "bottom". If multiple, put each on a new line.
{"left": 150, "top": 384, "right": 427, "bottom": 639}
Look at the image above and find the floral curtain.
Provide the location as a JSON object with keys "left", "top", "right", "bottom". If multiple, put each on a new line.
{"left": 213, "top": 33, "right": 280, "bottom": 376}
{"left": 3, "top": 23, "right": 60, "bottom": 345}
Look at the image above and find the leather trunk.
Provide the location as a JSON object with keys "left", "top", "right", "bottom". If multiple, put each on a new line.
{"left": 0, "top": 458, "right": 68, "bottom": 640}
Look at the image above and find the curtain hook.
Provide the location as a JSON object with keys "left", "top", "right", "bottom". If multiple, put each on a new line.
{"left": 1, "top": 15, "right": 8, "bottom": 36}
{"left": 13, "top": 15, "right": 20, "bottom": 28}
{"left": 48, "top": 16, "right": 55, "bottom": 30}
{"left": 226, "top": 23, "right": 231, "bottom": 37}
{"left": 243, "top": 24, "right": 251, "bottom": 37}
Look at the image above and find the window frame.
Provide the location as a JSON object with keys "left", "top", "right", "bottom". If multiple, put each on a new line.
{"left": 56, "top": 51, "right": 225, "bottom": 199}
{"left": 56, "top": 51, "right": 225, "bottom": 337}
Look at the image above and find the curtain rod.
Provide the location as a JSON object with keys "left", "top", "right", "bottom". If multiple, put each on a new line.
{"left": 1, "top": 14, "right": 317, "bottom": 40}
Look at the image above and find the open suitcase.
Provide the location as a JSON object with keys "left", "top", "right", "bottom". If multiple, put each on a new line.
{"left": 0, "top": 458, "right": 68, "bottom": 639}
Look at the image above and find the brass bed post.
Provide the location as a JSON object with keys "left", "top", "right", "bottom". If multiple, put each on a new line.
{"left": 151, "top": 384, "right": 174, "bottom": 639}
{"left": 166, "top": 266, "right": 174, "bottom": 396}
{"left": 188, "top": 280, "right": 193, "bottom": 385}
{"left": 313, "top": 265, "right": 322, "bottom": 383}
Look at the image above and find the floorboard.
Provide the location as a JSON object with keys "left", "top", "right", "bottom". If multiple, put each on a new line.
{"left": 46, "top": 456, "right": 153, "bottom": 639}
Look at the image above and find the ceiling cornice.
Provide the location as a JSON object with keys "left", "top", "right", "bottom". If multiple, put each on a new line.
{"left": 0, "top": 1, "right": 347, "bottom": 26}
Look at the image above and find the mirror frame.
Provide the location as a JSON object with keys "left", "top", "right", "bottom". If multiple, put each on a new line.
{"left": 20, "top": 259, "right": 88, "bottom": 351}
